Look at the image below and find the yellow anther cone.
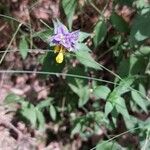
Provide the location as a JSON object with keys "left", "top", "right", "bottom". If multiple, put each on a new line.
{"left": 54, "top": 45, "right": 60, "bottom": 53}
{"left": 56, "top": 52, "right": 64, "bottom": 63}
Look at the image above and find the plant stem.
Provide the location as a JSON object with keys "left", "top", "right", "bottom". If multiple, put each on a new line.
{"left": 0, "top": 23, "right": 22, "bottom": 65}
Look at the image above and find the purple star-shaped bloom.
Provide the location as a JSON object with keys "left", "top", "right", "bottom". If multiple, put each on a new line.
{"left": 51, "top": 21, "right": 79, "bottom": 51}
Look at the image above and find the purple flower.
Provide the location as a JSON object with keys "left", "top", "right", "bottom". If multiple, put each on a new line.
{"left": 51, "top": 20, "right": 79, "bottom": 51}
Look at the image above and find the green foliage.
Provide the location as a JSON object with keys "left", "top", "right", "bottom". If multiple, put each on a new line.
{"left": 62, "top": 0, "right": 77, "bottom": 30}
{"left": 32, "top": 28, "right": 53, "bottom": 41}
{"left": 41, "top": 52, "right": 65, "bottom": 74}
{"left": 19, "top": 36, "right": 29, "bottom": 59}
{"left": 37, "top": 98, "right": 53, "bottom": 109}
{"left": 93, "top": 19, "right": 107, "bottom": 46}
{"left": 104, "top": 77, "right": 134, "bottom": 119}
{"left": 4, "top": 94, "right": 56, "bottom": 130}
{"left": 5, "top": 93, "right": 24, "bottom": 103}
{"left": 110, "top": 12, "right": 129, "bottom": 33}
{"left": 20, "top": 104, "right": 37, "bottom": 127}
{"left": 114, "top": 77, "right": 134, "bottom": 95}
{"left": 96, "top": 141, "right": 122, "bottom": 150}
{"left": 118, "top": 46, "right": 150, "bottom": 77}
{"left": 134, "top": 0, "right": 150, "bottom": 8}
{"left": 131, "top": 90, "right": 147, "bottom": 113}
{"left": 105, "top": 101, "right": 114, "bottom": 117}
{"left": 115, "top": 97, "right": 130, "bottom": 119}
{"left": 78, "top": 32, "right": 91, "bottom": 42}
{"left": 69, "top": 78, "right": 90, "bottom": 107}
{"left": 117, "top": 0, "right": 134, "bottom": 6}
{"left": 130, "top": 10, "right": 150, "bottom": 43}
{"left": 76, "top": 50, "right": 102, "bottom": 70}
{"left": 93, "top": 85, "right": 111, "bottom": 100}
{"left": 76, "top": 43, "right": 91, "bottom": 52}
{"left": 71, "top": 111, "right": 108, "bottom": 138}
{"left": 36, "top": 108, "right": 45, "bottom": 130}
{"left": 49, "top": 105, "right": 57, "bottom": 121}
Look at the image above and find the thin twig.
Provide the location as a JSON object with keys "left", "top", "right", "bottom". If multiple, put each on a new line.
{"left": 0, "top": 23, "right": 22, "bottom": 65}
{"left": 0, "top": 70, "right": 117, "bottom": 85}
{"left": 0, "top": 116, "right": 23, "bottom": 140}
{"left": 0, "top": 49, "right": 52, "bottom": 54}
{"left": 90, "top": 126, "right": 141, "bottom": 150}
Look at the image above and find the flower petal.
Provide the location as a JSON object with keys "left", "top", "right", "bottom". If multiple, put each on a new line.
{"left": 51, "top": 20, "right": 79, "bottom": 51}
{"left": 54, "top": 20, "right": 69, "bottom": 35}
{"left": 57, "top": 24, "right": 68, "bottom": 34}
{"left": 52, "top": 34, "right": 63, "bottom": 42}
{"left": 69, "top": 30, "right": 80, "bottom": 42}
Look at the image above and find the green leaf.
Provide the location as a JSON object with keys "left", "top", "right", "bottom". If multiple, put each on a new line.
{"left": 106, "top": 91, "right": 130, "bottom": 119}
{"left": 62, "top": 0, "right": 77, "bottom": 30}
{"left": 36, "top": 108, "right": 45, "bottom": 130}
{"left": 111, "top": 111, "right": 118, "bottom": 127}
{"left": 94, "top": 19, "right": 107, "bottom": 46}
{"left": 78, "top": 32, "right": 91, "bottom": 42}
{"left": 117, "top": 58, "right": 130, "bottom": 77}
{"left": 19, "top": 36, "right": 28, "bottom": 59}
{"left": 76, "top": 43, "right": 91, "bottom": 52}
{"left": 68, "top": 78, "right": 90, "bottom": 107}
{"left": 96, "top": 141, "right": 122, "bottom": 150}
{"left": 135, "top": 46, "right": 150, "bottom": 56}
{"left": 32, "top": 29, "right": 53, "bottom": 41}
{"left": 49, "top": 105, "right": 57, "bottom": 121}
{"left": 78, "top": 86, "right": 90, "bottom": 107}
{"left": 134, "top": 0, "right": 150, "bottom": 9}
{"left": 41, "top": 52, "right": 65, "bottom": 77}
{"left": 67, "top": 67, "right": 87, "bottom": 86}
{"left": 131, "top": 91, "right": 148, "bottom": 113}
{"left": 107, "top": 91, "right": 119, "bottom": 104}
{"left": 36, "top": 98, "right": 53, "bottom": 110}
{"left": 118, "top": 49, "right": 148, "bottom": 77}
{"left": 68, "top": 83, "right": 79, "bottom": 95}
{"left": 91, "top": 111, "right": 106, "bottom": 124}
{"left": 146, "top": 58, "right": 150, "bottom": 75}
{"left": 139, "top": 83, "right": 146, "bottom": 96}
{"left": 93, "top": 86, "right": 111, "bottom": 100}
{"left": 115, "top": 0, "right": 134, "bottom": 6}
{"left": 115, "top": 97, "right": 130, "bottom": 119}
{"left": 110, "top": 12, "right": 129, "bottom": 33}
{"left": 130, "top": 10, "right": 150, "bottom": 43}
{"left": 5, "top": 93, "right": 24, "bottom": 104}
{"left": 76, "top": 50, "right": 102, "bottom": 70}
{"left": 104, "top": 101, "right": 114, "bottom": 117}
{"left": 114, "top": 77, "right": 134, "bottom": 95}
{"left": 71, "top": 123, "right": 82, "bottom": 135}
{"left": 20, "top": 105, "right": 37, "bottom": 127}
